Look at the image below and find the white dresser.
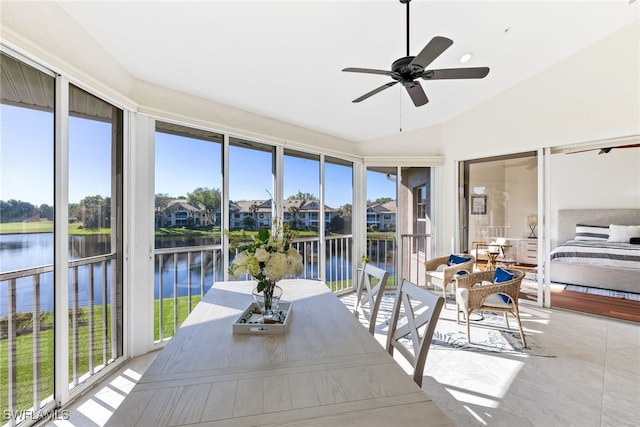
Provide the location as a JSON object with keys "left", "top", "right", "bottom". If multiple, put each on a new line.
{"left": 481, "top": 237, "right": 538, "bottom": 266}
{"left": 516, "top": 238, "right": 538, "bottom": 265}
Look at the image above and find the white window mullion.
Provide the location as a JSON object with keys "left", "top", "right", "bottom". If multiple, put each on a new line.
{"left": 127, "top": 113, "right": 156, "bottom": 356}
{"left": 318, "top": 154, "right": 326, "bottom": 282}
{"left": 352, "top": 162, "right": 366, "bottom": 277}
{"left": 542, "top": 147, "right": 551, "bottom": 308}
{"left": 54, "top": 75, "right": 70, "bottom": 407}
{"left": 222, "top": 134, "right": 230, "bottom": 280}
{"left": 273, "top": 145, "right": 284, "bottom": 222}
{"left": 394, "top": 166, "right": 402, "bottom": 286}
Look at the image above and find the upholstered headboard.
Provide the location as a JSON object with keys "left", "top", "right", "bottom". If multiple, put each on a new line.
{"left": 557, "top": 209, "right": 640, "bottom": 245}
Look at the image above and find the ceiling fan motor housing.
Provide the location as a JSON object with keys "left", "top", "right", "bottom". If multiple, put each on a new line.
{"left": 391, "top": 56, "right": 422, "bottom": 78}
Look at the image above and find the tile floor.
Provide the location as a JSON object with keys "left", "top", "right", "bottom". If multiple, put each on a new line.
{"left": 43, "top": 293, "right": 639, "bottom": 427}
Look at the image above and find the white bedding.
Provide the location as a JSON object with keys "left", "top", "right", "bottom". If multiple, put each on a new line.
{"left": 549, "top": 239, "right": 640, "bottom": 269}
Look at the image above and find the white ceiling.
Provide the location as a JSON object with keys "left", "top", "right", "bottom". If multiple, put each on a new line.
{"left": 53, "top": 0, "right": 639, "bottom": 143}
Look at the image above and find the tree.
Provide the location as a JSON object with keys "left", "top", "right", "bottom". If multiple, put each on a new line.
{"left": 241, "top": 215, "right": 256, "bottom": 229}
{"left": 79, "top": 195, "right": 110, "bottom": 228}
{"left": 187, "top": 187, "right": 222, "bottom": 226}
{"left": 249, "top": 203, "right": 260, "bottom": 228}
{"left": 0, "top": 199, "right": 38, "bottom": 222}
{"left": 155, "top": 193, "right": 173, "bottom": 211}
{"left": 287, "top": 191, "right": 317, "bottom": 201}
{"left": 328, "top": 215, "right": 345, "bottom": 232}
{"left": 187, "top": 187, "right": 221, "bottom": 211}
{"left": 39, "top": 203, "right": 54, "bottom": 221}
{"left": 338, "top": 203, "right": 352, "bottom": 222}
{"left": 367, "top": 197, "right": 393, "bottom": 205}
{"left": 287, "top": 205, "right": 301, "bottom": 230}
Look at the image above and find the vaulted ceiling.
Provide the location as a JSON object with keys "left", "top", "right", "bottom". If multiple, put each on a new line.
{"left": 35, "top": 1, "right": 640, "bottom": 142}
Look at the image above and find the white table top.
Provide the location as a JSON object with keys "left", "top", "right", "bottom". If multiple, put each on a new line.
{"left": 106, "top": 279, "right": 452, "bottom": 426}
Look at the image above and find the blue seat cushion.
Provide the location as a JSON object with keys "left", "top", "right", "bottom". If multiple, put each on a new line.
{"left": 494, "top": 267, "right": 516, "bottom": 302}
{"left": 448, "top": 254, "right": 472, "bottom": 266}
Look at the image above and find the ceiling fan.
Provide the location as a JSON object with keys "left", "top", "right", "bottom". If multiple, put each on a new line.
{"left": 342, "top": 0, "right": 490, "bottom": 107}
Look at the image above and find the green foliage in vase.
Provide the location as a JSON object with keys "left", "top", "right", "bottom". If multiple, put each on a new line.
{"left": 228, "top": 220, "right": 303, "bottom": 292}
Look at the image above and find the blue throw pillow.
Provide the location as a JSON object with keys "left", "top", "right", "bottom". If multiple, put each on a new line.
{"left": 494, "top": 267, "right": 516, "bottom": 303}
{"left": 448, "top": 254, "right": 471, "bottom": 266}
{"left": 494, "top": 267, "right": 515, "bottom": 283}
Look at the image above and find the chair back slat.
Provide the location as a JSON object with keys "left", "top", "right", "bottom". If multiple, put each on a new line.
{"left": 386, "top": 279, "right": 444, "bottom": 387}
{"left": 354, "top": 263, "right": 390, "bottom": 334}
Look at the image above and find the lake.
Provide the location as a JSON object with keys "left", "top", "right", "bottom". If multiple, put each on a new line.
{"left": 0, "top": 233, "right": 370, "bottom": 316}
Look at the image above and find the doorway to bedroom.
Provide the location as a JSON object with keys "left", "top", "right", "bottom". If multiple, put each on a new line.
{"left": 458, "top": 151, "right": 540, "bottom": 304}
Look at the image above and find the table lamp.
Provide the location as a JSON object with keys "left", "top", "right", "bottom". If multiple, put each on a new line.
{"left": 527, "top": 215, "right": 538, "bottom": 238}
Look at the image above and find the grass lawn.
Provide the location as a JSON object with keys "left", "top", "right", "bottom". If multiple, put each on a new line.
{"left": 0, "top": 221, "right": 109, "bottom": 235}
{"left": 0, "top": 312, "right": 113, "bottom": 416}
{"left": 0, "top": 294, "right": 205, "bottom": 416}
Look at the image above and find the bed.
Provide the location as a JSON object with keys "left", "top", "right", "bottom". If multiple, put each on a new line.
{"left": 550, "top": 209, "right": 640, "bottom": 293}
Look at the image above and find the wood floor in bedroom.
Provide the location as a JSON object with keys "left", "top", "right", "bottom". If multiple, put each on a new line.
{"left": 480, "top": 262, "right": 640, "bottom": 324}
{"left": 549, "top": 288, "right": 640, "bottom": 323}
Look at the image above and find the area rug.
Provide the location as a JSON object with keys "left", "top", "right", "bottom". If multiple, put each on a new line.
{"left": 431, "top": 328, "right": 525, "bottom": 354}
{"left": 560, "top": 284, "right": 640, "bottom": 301}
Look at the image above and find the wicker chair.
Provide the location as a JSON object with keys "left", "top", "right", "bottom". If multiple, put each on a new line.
{"left": 425, "top": 254, "right": 475, "bottom": 300}
{"left": 455, "top": 268, "right": 527, "bottom": 348}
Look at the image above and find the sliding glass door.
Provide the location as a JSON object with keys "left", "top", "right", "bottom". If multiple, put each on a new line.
{"left": 459, "top": 152, "right": 539, "bottom": 301}
{"left": 1, "top": 51, "right": 124, "bottom": 425}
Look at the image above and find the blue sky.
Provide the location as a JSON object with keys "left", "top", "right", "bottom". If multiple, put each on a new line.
{"left": 2, "top": 104, "right": 395, "bottom": 208}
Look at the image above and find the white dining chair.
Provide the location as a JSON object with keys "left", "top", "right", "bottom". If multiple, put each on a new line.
{"left": 386, "top": 279, "right": 445, "bottom": 387}
{"left": 353, "top": 263, "right": 390, "bottom": 335}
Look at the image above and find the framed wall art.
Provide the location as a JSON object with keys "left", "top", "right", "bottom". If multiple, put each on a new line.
{"left": 471, "top": 195, "right": 487, "bottom": 215}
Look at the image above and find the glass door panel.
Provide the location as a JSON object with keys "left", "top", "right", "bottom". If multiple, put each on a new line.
{"left": 366, "top": 167, "right": 397, "bottom": 285}
{"left": 67, "top": 84, "right": 123, "bottom": 390}
{"left": 283, "top": 149, "right": 320, "bottom": 279}
{"left": 402, "top": 167, "right": 431, "bottom": 285}
{"left": 154, "top": 122, "right": 223, "bottom": 341}
{"left": 227, "top": 138, "right": 275, "bottom": 280}
{"left": 1, "top": 52, "right": 55, "bottom": 419}
{"left": 460, "top": 153, "right": 539, "bottom": 302}
{"left": 324, "top": 157, "right": 353, "bottom": 292}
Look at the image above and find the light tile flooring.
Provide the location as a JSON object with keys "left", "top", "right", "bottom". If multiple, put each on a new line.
{"left": 44, "top": 294, "right": 639, "bottom": 427}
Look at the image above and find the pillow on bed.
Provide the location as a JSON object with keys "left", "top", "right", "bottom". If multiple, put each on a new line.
{"left": 607, "top": 224, "right": 640, "bottom": 243}
{"left": 574, "top": 224, "right": 609, "bottom": 241}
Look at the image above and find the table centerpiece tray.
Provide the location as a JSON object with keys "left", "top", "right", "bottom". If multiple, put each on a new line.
{"left": 232, "top": 301, "right": 292, "bottom": 334}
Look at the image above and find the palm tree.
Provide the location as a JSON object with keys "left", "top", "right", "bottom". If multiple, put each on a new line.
{"left": 288, "top": 205, "right": 301, "bottom": 230}
{"left": 249, "top": 203, "right": 260, "bottom": 229}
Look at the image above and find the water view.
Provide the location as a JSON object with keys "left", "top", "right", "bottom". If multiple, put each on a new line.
{"left": 0, "top": 233, "right": 373, "bottom": 317}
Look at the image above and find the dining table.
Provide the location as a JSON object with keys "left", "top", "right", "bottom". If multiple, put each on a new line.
{"left": 106, "top": 279, "right": 453, "bottom": 426}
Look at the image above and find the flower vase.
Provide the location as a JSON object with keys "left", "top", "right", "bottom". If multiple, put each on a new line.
{"left": 252, "top": 282, "right": 283, "bottom": 319}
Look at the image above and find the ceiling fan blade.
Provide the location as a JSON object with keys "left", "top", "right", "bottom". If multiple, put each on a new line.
{"left": 410, "top": 36, "right": 454, "bottom": 69}
{"left": 342, "top": 67, "right": 394, "bottom": 76}
{"left": 422, "top": 67, "right": 490, "bottom": 80}
{"left": 352, "top": 81, "right": 398, "bottom": 103}
{"left": 405, "top": 82, "right": 428, "bottom": 107}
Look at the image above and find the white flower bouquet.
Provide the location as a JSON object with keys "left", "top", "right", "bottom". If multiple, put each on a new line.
{"left": 229, "top": 221, "right": 303, "bottom": 296}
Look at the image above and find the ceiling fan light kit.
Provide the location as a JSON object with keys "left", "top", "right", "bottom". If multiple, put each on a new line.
{"left": 343, "top": 0, "right": 490, "bottom": 107}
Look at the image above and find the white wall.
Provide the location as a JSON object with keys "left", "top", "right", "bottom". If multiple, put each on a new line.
{"left": 549, "top": 148, "right": 640, "bottom": 247}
